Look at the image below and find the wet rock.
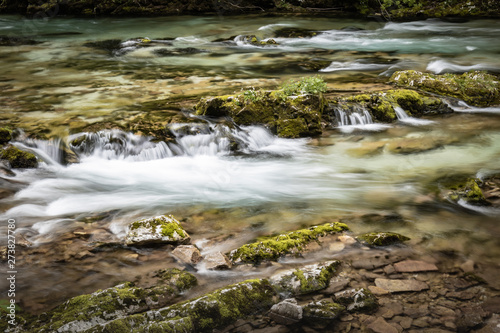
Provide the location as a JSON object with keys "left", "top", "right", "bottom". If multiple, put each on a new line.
{"left": 374, "top": 278, "right": 429, "bottom": 292}
{"left": 391, "top": 70, "right": 500, "bottom": 107}
{"left": 125, "top": 215, "right": 190, "bottom": 246}
{"left": 366, "top": 317, "right": 399, "bottom": 333}
{"left": 153, "top": 47, "right": 206, "bottom": 57}
{"left": 270, "top": 261, "right": 341, "bottom": 296}
{"left": 394, "top": 260, "right": 438, "bottom": 272}
{"left": 239, "top": 35, "right": 278, "bottom": 46}
{"left": 29, "top": 269, "right": 197, "bottom": 332}
{"left": 274, "top": 27, "right": 320, "bottom": 38}
{"left": 0, "top": 35, "right": 41, "bottom": 46}
{"left": 356, "top": 232, "right": 410, "bottom": 247}
{"left": 83, "top": 39, "right": 122, "bottom": 55}
{"left": 482, "top": 296, "right": 500, "bottom": 314}
{"left": 196, "top": 77, "right": 328, "bottom": 138}
{"left": 334, "top": 288, "right": 378, "bottom": 313}
{"left": 269, "top": 298, "right": 303, "bottom": 325}
{"left": 97, "top": 279, "right": 276, "bottom": 333}
{"left": 456, "top": 305, "right": 488, "bottom": 332}
{"left": 0, "top": 160, "right": 15, "bottom": 177}
{"left": 302, "top": 299, "right": 345, "bottom": 327}
{"left": 323, "top": 275, "right": 350, "bottom": 294}
{"left": 368, "top": 285, "right": 389, "bottom": 296}
{"left": 447, "top": 178, "right": 491, "bottom": 206}
{"left": 228, "top": 222, "right": 349, "bottom": 264}
{"left": 0, "top": 127, "right": 12, "bottom": 144}
{"left": 172, "top": 245, "right": 202, "bottom": 265}
{"left": 0, "top": 145, "right": 38, "bottom": 168}
{"left": 203, "top": 251, "right": 232, "bottom": 270}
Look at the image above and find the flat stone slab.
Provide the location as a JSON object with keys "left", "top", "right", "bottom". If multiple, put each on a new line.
{"left": 375, "top": 278, "right": 429, "bottom": 293}
{"left": 394, "top": 260, "right": 438, "bottom": 273}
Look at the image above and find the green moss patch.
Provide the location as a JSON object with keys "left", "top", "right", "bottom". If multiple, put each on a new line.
{"left": 0, "top": 145, "right": 38, "bottom": 169}
{"left": 356, "top": 232, "right": 410, "bottom": 247}
{"left": 126, "top": 215, "right": 190, "bottom": 246}
{"left": 195, "top": 76, "right": 327, "bottom": 138}
{"left": 391, "top": 70, "right": 500, "bottom": 107}
{"left": 0, "top": 128, "right": 12, "bottom": 144}
{"left": 270, "top": 260, "right": 341, "bottom": 296}
{"left": 228, "top": 222, "right": 350, "bottom": 264}
{"left": 447, "top": 178, "right": 491, "bottom": 206}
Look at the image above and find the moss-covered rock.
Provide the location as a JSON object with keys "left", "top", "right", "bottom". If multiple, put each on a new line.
{"left": 25, "top": 269, "right": 196, "bottom": 332}
{"left": 329, "top": 89, "right": 452, "bottom": 124}
{"left": 448, "top": 178, "right": 491, "bottom": 206}
{"left": 302, "top": 300, "right": 345, "bottom": 326}
{"left": 125, "top": 215, "right": 190, "bottom": 246}
{"left": 270, "top": 260, "right": 341, "bottom": 296}
{"left": 0, "top": 128, "right": 12, "bottom": 144}
{"left": 356, "top": 232, "right": 410, "bottom": 247}
{"left": 0, "top": 145, "right": 38, "bottom": 169}
{"left": 390, "top": 70, "right": 500, "bottom": 107}
{"left": 228, "top": 222, "right": 350, "bottom": 264}
{"left": 195, "top": 79, "right": 327, "bottom": 138}
{"left": 333, "top": 288, "right": 378, "bottom": 313}
{"left": 94, "top": 279, "right": 276, "bottom": 333}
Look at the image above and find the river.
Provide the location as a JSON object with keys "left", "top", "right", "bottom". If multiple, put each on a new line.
{"left": 1, "top": 15, "right": 500, "bottom": 314}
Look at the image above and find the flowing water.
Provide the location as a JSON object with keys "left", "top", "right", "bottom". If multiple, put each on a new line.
{"left": 1, "top": 15, "right": 500, "bottom": 313}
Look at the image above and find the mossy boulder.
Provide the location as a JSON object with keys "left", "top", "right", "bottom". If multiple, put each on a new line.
{"left": 93, "top": 279, "right": 276, "bottom": 333}
{"left": 330, "top": 89, "right": 452, "bottom": 124}
{"left": 270, "top": 260, "right": 341, "bottom": 296}
{"left": 0, "top": 128, "right": 12, "bottom": 144}
{"left": 302, "top": 300, "right": 345, "bottom": 327}
{"left": 333, "top": 288, "right": 378, "bottom": 313}
{"left": 195, "top": 88, "right": 326, "bottom": 138}
{"left": 356, "top": 232, "right": 410, "bottom": 247}
{"left": 0, "top": 145, "right": 38, "bottom": 169}
{"left": 228, "top": 222, "right": 350, "bottom": 264}
{"left": 30, "top": 269, "right": 197, "bottom": 332}
{"left": 448, "top": 178, "right": 491, "bottom": 206}
{"left": 125, "top": 215, "right": 190, "bottom": 246}
{"left": 390, "top": 70, "right": 500, "bottom": 107}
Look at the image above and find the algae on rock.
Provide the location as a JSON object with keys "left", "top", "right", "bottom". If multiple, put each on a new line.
{"left": 390, "top": 70, "right": 500, "bottom": 107}
{"left": 228, "top": 222, "right": 350, "bottom": 264}
{"left": 0, "top": 145, "right": 38, "bottom": 169}
{"left": 356, "top": 232, "right": 410, "bottom": 247}
{"left": 195, "top": 77, "right": 327, "bottom": 138}
{"left": 270, "top": 260, "right": 341, "bottom": 296}
{"left": 447, "top": 178, "right": 491, "bottom": 206}
{"left": 125, "top": 215, "right": 190, "bottom": 246}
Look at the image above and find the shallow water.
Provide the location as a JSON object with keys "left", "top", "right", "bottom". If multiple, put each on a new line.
{"left": 1, "top": 15, "right": 500, "bottom": 313}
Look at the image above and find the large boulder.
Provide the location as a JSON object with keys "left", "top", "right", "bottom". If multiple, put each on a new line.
{"left": 390, "top": 70, "right": 500, "bottom": 107}
{"left": 228, "top": 222, "right": 349, "bottom": 264}
{"left": 195, "top": 77, "right": 327, "bottom": 138}
{"left": 125, "top": 215, "right": 190, "bottom": 246}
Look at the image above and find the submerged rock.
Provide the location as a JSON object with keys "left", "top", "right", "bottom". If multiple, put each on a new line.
{"left": 228, "top": 222, "right": 349, "bottom": 264}
{"left": 375, "top": 278, "right": 429, "bottom": 293}
{"left": 0, "top": 35, "right": 41, "bottom": 46}
{"left": 356, "top": 232, "right": 410, "bottom": 247}
{"left": 390, "top": 70, "right": 500, "bottom": 107}
{"left": 274, "top": 27, "right": 320, "bottom": 38}
{"left": 125, "top": 215, "right": 190, "bottom": 246}
{"left": 30, "top": 269, "right": 197, "bottom": 332}
{"left": 270, "top": 260, "right": 341, "bottom": 296}
{"left": 0, "top": 145, "right": 38, "bottom": 169}
{"left": 269, "top": 298, "right": 303, "bottom": 325}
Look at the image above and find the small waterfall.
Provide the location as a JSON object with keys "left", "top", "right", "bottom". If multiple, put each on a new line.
{"left": 394, "top": 106, "right": 435, "bottom": 126}
{"left": 394, "top": 106, "right": 410, "bottom": 120}
{"left": 335, "top": 105, "right": 374, "bottom": 127}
